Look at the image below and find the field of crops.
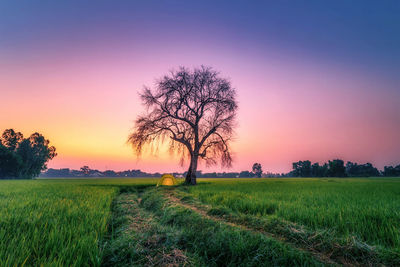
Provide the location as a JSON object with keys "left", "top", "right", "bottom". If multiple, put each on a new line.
{"left": 189, "top": 178, "right": 400, "bottom": 249}
{"left": 0, "top": 177, "right": 399, "bottom": 266}
{"left": 0, "top": 179, "right": 155, "bottom": 266}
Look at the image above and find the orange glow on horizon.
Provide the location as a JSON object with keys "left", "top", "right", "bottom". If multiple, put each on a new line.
{"left": 1, "top": 41, "right": 399, "bottom": 173}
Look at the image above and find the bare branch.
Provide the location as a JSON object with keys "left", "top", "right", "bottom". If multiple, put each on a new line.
{"left": 128, "top": 66, "right": 238, "bottom": 184}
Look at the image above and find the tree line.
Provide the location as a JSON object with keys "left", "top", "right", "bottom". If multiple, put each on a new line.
{"left": 0, "top": 129, "right": 56, "bottom": 179}
{"left": 40, "top": 162, "right": 265, "bottom": 178}
{"left": 290, "top": 159, "right": 400, "bottom": 177}
{"left": 40, "top": 167, "right": 165, "bottom": 178}
{"left": 41, "top": 161, "right": 400, "bottom": 178}
{"left": 2, "top": 128, "right": 399, "bottom": 179}
{"left": 40, "top": 166, "right": 258, "bottom": 178}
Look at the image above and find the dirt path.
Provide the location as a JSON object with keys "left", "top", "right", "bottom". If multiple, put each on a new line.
{"left": 164, "top": 190, "right": 350, "bottom": 267}
{"left": 102, "top": 192, "right": 191, "bottom": 267}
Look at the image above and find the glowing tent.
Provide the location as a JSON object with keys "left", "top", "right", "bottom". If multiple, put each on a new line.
{"left": 157, "top": 174, "right": 178, "bottom": 186}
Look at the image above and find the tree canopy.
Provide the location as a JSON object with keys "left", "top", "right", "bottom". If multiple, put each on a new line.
{"left": 128, "top": 66, "right": 238, "bottom": 185}
{"left": 0, "top": 129, "right": 56, "bottom": 179}
{"left": 252, "top": 163, "right": 263, "bottom": 178}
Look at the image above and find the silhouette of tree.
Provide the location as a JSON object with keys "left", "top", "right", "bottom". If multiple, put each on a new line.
{"left": 311, "top": 162, "right": 328, "bottom": 177}
{"left": 346, "top": 161, "right": 380, "bottom": 177}
{"left": 327, "top": 159, "right": 346, "bottom": 177}
{"left": 383, "top": 165, "right": 400, "bottom": 176}
{"left": 0, "top": 143, "right": 22, "bottom": 178}
{"left": 16, "top": 133, "right": 57, "bottom": 178}
{"left": 1, "top": 129, "right": 23, "bottom": 151}
{"left": 80, "top": 166, "right": 91, "bottom": 177}
{"left": 0, "top": 129, "right": 56, "bottom": 179}
{"left": 128, "top": 66, "right": 238, "bottom": 185}
{"left": 252, "top": 163, "right": 263, "bottom": 178}
{"left": 239, "top": 171, "right": 253, "bottom": 178}
{"left": 292, "top": 160, "right": 312, "bottom": 177}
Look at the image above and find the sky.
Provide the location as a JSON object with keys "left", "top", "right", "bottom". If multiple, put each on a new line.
{"left": 1, "top": 1, "right": 399, "bottom": 173}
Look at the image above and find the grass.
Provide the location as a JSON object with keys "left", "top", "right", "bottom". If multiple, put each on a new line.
{"left": 138, "top": 187, "right": 323, "bottom": 266}
{"left": 102, "top": 190, "right": 203, "bottom": 266}
{"left": 0, "top": 177, "right": 399, "bottom": 266}
{"left": 188, "top": 178, "right": 400, "bottom": 248}
{"left": 0, "top": 179, "right": 159, "bottom": 266}
{"left": 0, "top": 180, "right": 120, "bottom": 266}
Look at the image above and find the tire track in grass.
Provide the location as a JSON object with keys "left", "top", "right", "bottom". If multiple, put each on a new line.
{"left": 101, "top": 191, "right": 193, "bottom": 266}
{"left": 163, "top": 189, "right": 347, "bottom": 267}
{"left": 141, "top": 187, "right": 325, "bottom": 267}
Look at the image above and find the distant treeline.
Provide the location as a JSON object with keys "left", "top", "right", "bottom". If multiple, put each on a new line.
{"left": 40, "top": 166, "right": 280, "bottom": 178}
{"left": 40, "top": 166, "right": 165, "bottom": 178}
{"left": 289, "top": 159, "right": 400, "bottom": 177}
{"left": 40, "top": 168, "right": 273, "bottom": 178}
{"left": 40, "top": 160, "right": 400, "bottom": 178}
{"left": 3, "top": 127, "right": 398, "bottom": 179}
{"left": 40, "top": 167, "right": 254, "bottom": 178}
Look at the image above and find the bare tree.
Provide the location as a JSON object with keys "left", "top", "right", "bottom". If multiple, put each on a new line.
{"left": 128, "top": 66, "right": 238, "bottom": 185}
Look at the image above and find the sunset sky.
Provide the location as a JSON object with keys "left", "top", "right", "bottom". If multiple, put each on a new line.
{"left": 1, "top": 1, "right": 399, "bottom": 173}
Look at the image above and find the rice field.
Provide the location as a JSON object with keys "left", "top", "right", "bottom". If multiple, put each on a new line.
{"left": 189, "top": 178, "right": 400, "bottom": 250}
{"left": 0, "top": 179, "right": 156, "bottom": 266}
{"left": 0, "top": 177, "right": 399, "bottom": 266}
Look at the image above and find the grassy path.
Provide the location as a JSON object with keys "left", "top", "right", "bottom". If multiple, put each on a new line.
{"left": 101, "top": 190, "right": 194, "bottom": 266}
{"left": 102, "top": 187, "right": 326, "bottom": 266}
{"left": 164, "top": 189, "right": 339, "bottom": 266}
{"left": 101, "top": 185, "right": 400, "bottom": 266}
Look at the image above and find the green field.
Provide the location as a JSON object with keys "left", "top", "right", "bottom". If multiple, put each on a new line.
{"left": 1, "top": 178, "right": 399, "bottom": 266}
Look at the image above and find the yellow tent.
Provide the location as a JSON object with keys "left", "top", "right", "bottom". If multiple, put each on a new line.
{"left": 157, "top": 174, "right": 178, "bottom": 186}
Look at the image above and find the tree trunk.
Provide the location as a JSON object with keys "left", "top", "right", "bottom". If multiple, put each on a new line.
{"left": 185, "top": 154, "right": 198, "bottom": 185}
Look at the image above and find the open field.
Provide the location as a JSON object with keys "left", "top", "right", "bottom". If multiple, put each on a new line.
{"left": 0, "top": 179, "right": 156, "bottom": 266}
{"left": 188, "top": 178, "right": 400, "bottom": 248}
{"left": 0, "top": 178, "right": 399, "bottom": 266}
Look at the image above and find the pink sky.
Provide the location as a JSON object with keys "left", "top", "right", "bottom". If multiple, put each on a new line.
{"left": 1, "top": 2, "right": 399, "bottom": 173}
{"left": 1, "top": 42, "right": 399, "bottom": 173}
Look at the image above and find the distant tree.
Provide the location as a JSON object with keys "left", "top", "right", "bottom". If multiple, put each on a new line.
{"left": 311, "top": 163, "right": 319, "bottom": 177}
{"left": 40, "top": 168, "right": 71, "bottom": 177}
{"left": 383, "top": 165, "right": 400, "bottom": 177}
{"left": 239, "top": 170, "right": 253, "bottom": 178}
{"left": 363, "top": 163, "right": 380, "bottom": 177}
{"left": 292, "top": 160, "right": 312, "bottom": 177}
{"left": 103, "top": 170, "right": 117, "bottom": 177}
{"left": 0, "top": 129, "right": 56, "bottom": 179}
{"left": 320, "top": 163, "right": 329, "bottom": 177}
{"left": 264, "top": 171, "right": 281, "bottom": 178}
{"left": 345, "top": 162, "right": 356, "bottom": 176}
{"left": 59, "top": 168, "right": 71, "bottom": 177}
{"left": 327, "top": 159, "right": 346, "bottom": 177}
{"left": 128, "top": 66, "right": 238, "bottom": 185}
{"left": 252, "top": 163, "right": 263, "bottom": 178}
{"left": 311, "top": 162, "right": 329, "bottom": 177}
{"left": 202, "top": 172, "right": 217, "bottom": 178}
{"left": 311, "top": 163, "right": 320, "bottom": 177}
{"left": 80, "top": 166, "right": 91, "bottom": 177}
{"left": 346, "top": 162, "right": 380, "bottom": 177}
{"left": 227, "top": 172, "right": 240, "bottom": 178}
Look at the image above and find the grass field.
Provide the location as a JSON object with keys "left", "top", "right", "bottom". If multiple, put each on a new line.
{"left": 0, "top": 177, "right": 399, "bottom": 266}
{"left": 188, "top": 178, "right": 400, "bottom": 248}
{"left": 0, "top": 179, "right": 155, "bottom": 266}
